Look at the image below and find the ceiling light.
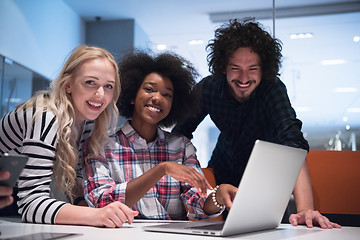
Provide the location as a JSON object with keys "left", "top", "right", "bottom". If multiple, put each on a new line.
{"left": 295, "top": 107, "right": 310, "bottom": 112}
{"left": 321, "top": 59, "right": 346, "bottom": 65}
{"left": 347, "top": 108, "right": 360, "bottom": 113}
{"left": 342, "top": 117, "right": 348, "bottom": 122}
{"left": 346, "top": 125, "right": 351, "bottom": 130}
{"left": 354, "top": 36, "right": 360, "bottom": 42}
{"left": 4, "top": 57, "right": 13, "bottom": 65}
{"left": 156, "top": 44, "right": 167, "bottom": 50}
{"left": 7, "top": 98, "right": 22, "bottom": 103}
{"left": 188, "top": 40, "right": 204, "bottom": 45}
{"left": 334, "top": 87, "right": 358, "bottom": 93}
{"left": 209, "top": 2, "right": 360, "bottom": 22}
{"left": 290, "top": 33, "right": 313, "bottom": 39}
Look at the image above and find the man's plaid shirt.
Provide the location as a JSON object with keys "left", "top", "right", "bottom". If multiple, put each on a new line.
{"left": 173, "top": 75, "right": 309, "bottom": 187}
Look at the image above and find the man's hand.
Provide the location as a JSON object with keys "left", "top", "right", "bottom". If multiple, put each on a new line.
{"left": 289, "top": 209, "right": 341, "bottom": 229}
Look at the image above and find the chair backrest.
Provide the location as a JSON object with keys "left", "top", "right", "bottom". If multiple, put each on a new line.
{"left": 202, "top": 167, "right": 217, "bottom": 188}
{"left": 306, "top": 150, "right": 360, "bottom": 214}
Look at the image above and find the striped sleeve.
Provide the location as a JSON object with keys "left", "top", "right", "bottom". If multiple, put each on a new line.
{"left": 0, "top": 107, "right": 67, "bottom": 224}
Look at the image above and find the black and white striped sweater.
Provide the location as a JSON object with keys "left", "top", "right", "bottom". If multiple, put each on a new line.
{"left": 0, "top": 106, "right": 93, "bottom": 224}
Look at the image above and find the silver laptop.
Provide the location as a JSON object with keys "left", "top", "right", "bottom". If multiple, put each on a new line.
{"left": 142, "top": 140, "right": 307, "bottom": 236}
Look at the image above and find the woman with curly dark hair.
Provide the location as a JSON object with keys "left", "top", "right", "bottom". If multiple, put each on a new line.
{"left": 173, "top": 19, "right": 340, "bottom": 229}
{"left": 84, "top": 50, "right": 237, "bottom": 220}
{"left": 117, "top": 50, "right": 197, "bottom": 127}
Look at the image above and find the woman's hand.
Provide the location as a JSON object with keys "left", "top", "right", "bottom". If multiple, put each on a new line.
{"left": 215, "top": 184, "right": 237, "bottom": 210}
{"left": 203, "top": 184, "right": 237, "bottom": 214}
{"left": 161, "top": 162, "right": 212, "bottom": 197}
{"left": 93, "top": 201, "right": 139, "bottom": 228}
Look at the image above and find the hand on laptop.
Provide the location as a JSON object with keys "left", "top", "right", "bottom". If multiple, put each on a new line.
{"left": 204, "top": 184, "right": 238, "bottom": 214}
{"left": 216, "top": 184, "right": 238, "bottom": 210}
{"left": 0, "top": 170, "right": 14, "bottom": 208}
{"left": 289, "top": 209, "right": 341, "bottom": 229}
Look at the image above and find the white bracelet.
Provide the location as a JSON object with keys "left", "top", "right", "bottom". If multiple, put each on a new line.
{"left": 212, "top": 185, "right": 225, "bottom": 209}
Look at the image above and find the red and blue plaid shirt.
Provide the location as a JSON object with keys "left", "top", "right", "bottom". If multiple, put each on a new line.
{"left": 84, "top": 121, "right": 221, "bottom": 220}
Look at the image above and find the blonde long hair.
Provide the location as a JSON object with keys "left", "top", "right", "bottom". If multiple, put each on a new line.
{"left": 18, "top": 45, "right": 120, "bottom": 202}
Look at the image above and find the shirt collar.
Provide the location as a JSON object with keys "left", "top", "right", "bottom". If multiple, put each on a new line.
{"left": 218, "top": 75, "right": 227, "bottom": 100}
{"left": 120, "top": 120, "right": 166, "bottom": 145}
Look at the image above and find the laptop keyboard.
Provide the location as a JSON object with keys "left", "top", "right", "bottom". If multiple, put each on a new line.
{"left": 187, "top": 223, "right": 224, "bottom": 230}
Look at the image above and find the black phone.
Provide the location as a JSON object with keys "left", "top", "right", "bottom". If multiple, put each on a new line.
{"left": 0, "top": 153, "right": 28, "bottom": 187}
{"left": 2, "top": 232, "right": 82, "bottom": 240}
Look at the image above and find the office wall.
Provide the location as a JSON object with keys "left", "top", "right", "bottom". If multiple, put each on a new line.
{"left": 0, "top": 0, "right": 84, "bottom": 80}
{"left": 86, "top": 19, "right": 135, "bottom": 62}
{"left": 0, "top": 0, "right": 151, "bottom": 81}
{"left": 86, "top": 19, "right": 150, "bottom": 62}
{"left": 134, "top": 21, "right": 151, "bottom": 51}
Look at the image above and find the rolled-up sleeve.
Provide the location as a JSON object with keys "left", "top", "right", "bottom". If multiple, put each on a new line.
{"left": 84, "top": 145, "right": 127, "bottom": 208}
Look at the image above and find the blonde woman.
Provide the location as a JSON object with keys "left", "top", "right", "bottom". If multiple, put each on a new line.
{"left": 0, "top": 45, "right": 138, "bottom": 227}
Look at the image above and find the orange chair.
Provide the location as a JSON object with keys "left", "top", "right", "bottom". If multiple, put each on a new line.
{"left": 306, "top": 150, "right": 360, "bottom": 226}
{"left": 202, "top": 167, "right": 217, "bottom": 188}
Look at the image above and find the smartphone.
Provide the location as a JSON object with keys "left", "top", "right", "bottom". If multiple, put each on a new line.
{"left": 0, "top": 153, "right": 28, "bottom": 187}
{"left": 2, "top": 232, "right": 82, "bottom": 240}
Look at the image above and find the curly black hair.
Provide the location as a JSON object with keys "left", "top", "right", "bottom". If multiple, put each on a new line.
{"left": 117, "top": 50, "right": 199, "bottom": 128}
{"left": 206, "top": 19, "right": 282, "bottom": 85}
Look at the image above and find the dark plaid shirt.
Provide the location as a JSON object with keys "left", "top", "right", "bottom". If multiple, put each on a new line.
{"left": 173, "top": 75, "right": 309, "bottom": 186}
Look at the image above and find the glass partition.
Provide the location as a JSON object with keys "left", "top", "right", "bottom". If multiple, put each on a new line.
{"left": 0, "top": 56, "right": 50, "bottom": 118}
{"left": 180, "top": 10, "right": 360, "bottom": 166}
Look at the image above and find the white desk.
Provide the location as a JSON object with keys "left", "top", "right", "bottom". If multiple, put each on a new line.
{"left": 0, "top": 218, "right": 359, "bottom": 240}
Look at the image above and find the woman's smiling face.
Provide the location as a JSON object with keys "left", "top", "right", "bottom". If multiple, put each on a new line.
{"left": 66, "top": 58, "right": 116, "bottom": 124}
{"left": 131, "top": 72, "right": 174, "bottom": 127}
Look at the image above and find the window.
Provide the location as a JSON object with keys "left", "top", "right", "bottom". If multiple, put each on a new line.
{"left": 0, "top": 56, "right": 50, "bottom": 118}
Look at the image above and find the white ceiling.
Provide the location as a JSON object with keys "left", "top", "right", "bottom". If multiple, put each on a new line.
{"left": 63, "top": 0, "right": 360, "bottom": 149}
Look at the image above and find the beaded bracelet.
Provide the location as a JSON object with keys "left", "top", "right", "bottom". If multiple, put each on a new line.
{"left": 212, "top": 185, "right": 225, "bottom": 209}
